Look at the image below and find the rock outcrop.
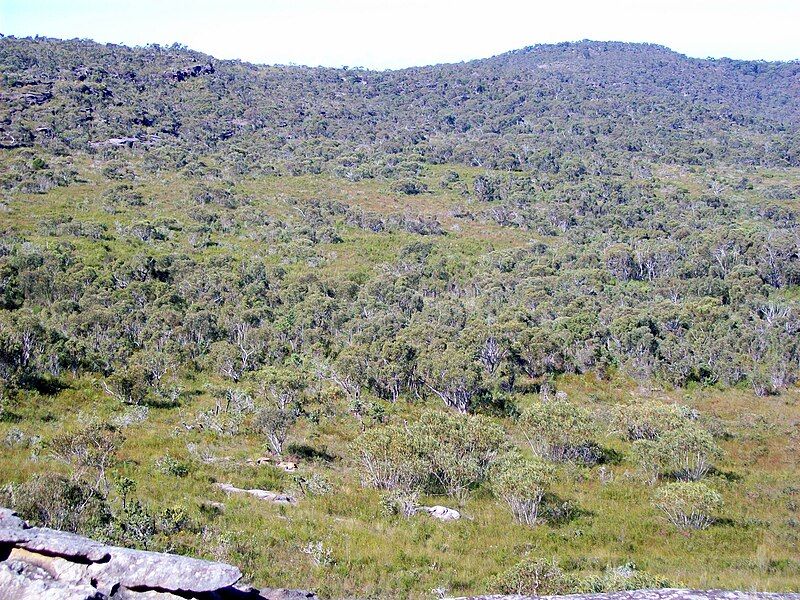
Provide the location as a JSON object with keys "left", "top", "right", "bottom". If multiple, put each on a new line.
{"left": 89, "top": 136, "right": 139, "bottom": 148}
{"left": 449, "top": 591, "right": 800, "bottom": 600}
{"left": 215, "top": 483, "right": 298, "bottom": 505}
{"left": 416, "top": 505, "right": 461, "bottom": 521}
{"left": 0, "top": 507, "right": 316, "bottom": 600}
{"left": 165, "top": 64, "right": 215, "bottom": 82}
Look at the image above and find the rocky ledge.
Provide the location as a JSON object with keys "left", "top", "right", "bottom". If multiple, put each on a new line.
{"left": 450, "top": 591, "right": 800, "bottom": 600}
{"left": 0, "top": 507, "right": 317, "bottom": 600}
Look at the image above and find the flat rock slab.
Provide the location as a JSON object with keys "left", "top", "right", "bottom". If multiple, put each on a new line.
{"left": 0, "top": 507, "right": 242, "bottom": 595}
{"left": 86, "top": 545, "right": 242, "bottom": 593}
{"left": 0, "top": 560, "right": 105, "bottom": 600}
{"left": 0, "top": 530, "right": 241, "bottom": 593}
{"left": 0, "top": 506, "right": 319, "bottom": 600}
{"left": 0, "top": 508, "right": 28, "bottom": 529}
{"left": 216, "top": 482, "right": 298, "bottom": 505}
{"left": 0, "top": 526, "right": 112, "bottom": 562}
{"left": 450, "top": 590, "right": 800, "bottom": 600}
{"left": 417, "top": 505, "right": 461, "bottom": 521}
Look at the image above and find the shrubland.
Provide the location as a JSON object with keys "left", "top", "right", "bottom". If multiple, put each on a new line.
{"left": 0, "top": 36, "right": 798, "bottom": 596}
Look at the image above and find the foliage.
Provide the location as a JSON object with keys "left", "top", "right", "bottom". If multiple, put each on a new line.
{"left": 0, "top": 34, "right": 798, "bottom": 597}
{"left": 252, "top": 404, "right": 297, "bottom": 456}
{"left": 491, "top": 454, "right": 555, "bottom": 525}
{"left": 658, "top": 426, "right": 720, "bottom": 481}
{"left": 293, "top": 472, "right": 334, "bottom": 497}
{"left": 154, "top": 454, "right": 191, "bottom": 477}
{"left": 413, "top": 411, "right": 506, "bottom": 499}
{"left": 356, "top": 411, "right": 506, "bottom": 499}
{"left": 653, "top": 481, "right": 723, "bottom": 530}
{"left": 356, "top": 424, "right": 426, "bottom": 491}
{"left": 612, "top": 400, "right": 694, "bottom": 441}
{"left": 577, "top": 563, "right": 671, "bottom": 592}
{"left": 489, "top": 557, "right": 671, "bottom": 595}
{"left": 489, "top": 557, "right": 577, "bottom": 595}
{"left": 48, "top": 422, "right": 124, "bottom": 494}
{"left": 380, "top": 488, "right": 420, "bottom": 518}
{"left": 626, "top": 404, "right": 721, "bottom": 483}
{"left": 2, "top": 473, "right": 112, "bottom": 535}
{"left": 521, "top": 398, "right": 598, "bottom": 462}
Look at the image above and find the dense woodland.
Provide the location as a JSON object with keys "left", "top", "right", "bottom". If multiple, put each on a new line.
{"left": 0, "top": 36, "right": 799, "bottom": 597}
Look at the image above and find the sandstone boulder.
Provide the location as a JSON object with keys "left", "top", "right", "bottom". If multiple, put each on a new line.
{"left": 0, "top": 505, "right": 312, "bottom": 599}
{"left": 0, "top": 507, "right": 27, "bottom": 529}
{"left": 0, "top": 560, "right": 104, "bottom": 600}
{"left": 417, "top": 505, "right": 461, "bottom": 521}
{"left": 215, "top": 483, "right": 298, "bottom": 505}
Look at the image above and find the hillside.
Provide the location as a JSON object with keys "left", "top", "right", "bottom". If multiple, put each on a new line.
{"left": 2, "top": 37, "right": 800, "bottom": 171}
{"left": 0, "top": 36, "right": 799, "bottom": 597}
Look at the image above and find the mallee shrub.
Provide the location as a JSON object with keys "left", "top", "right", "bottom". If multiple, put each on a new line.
{"left": 653, "top": 481, "right": 722, "bottom": 530}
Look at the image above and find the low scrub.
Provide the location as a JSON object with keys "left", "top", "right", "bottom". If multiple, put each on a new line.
{"left": 355, "top": 410, "right": 506, "bottom": 500}
{"left": 653, "top": 481, "right": 723, "bottom": 530}
{"left": 490, "top": 556, "right": 670, "bottom": 595}
{"left": 491, "top": 454, "right": 554, "bottom": 526}
{"left": 521, "top": 398, "right": 598, "bottom": 463}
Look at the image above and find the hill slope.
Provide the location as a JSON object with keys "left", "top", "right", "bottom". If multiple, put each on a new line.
{"left": 0, "top": 36, "right": 799, "bottom": 597}
{"left": 2, "top": 37, "right": 799, "bottom": 172}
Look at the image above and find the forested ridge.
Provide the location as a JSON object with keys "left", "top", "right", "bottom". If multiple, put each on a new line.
{"left": 0, "top": 36, "right": 798, "bottom": 597}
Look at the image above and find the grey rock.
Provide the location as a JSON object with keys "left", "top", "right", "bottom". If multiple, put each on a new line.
{"left": 0, "top": 560, "right": 104, "bottom": 600}
{"left": 0, "top": 507, "right": 241, "bottom": 595}
{"left": 0, "top": 507, "right": 28, "bottom": 529}
{"left": 7, "top": 548, "right": 92, "bottom": 587}
{"left": 85, "top": 545, "right": 242, "bottom": 594}
{"left": 416, "top": 505, "right": 461, "bottom": 521}
{"left": 215, "top": 482, "right": 298, "bottom": 505}
{"left": 0, "top": 526, "right": 112, "bottom": 562}
{"left": 89, "top": 136, "right": 139, "bottom": 148}
{"left": 0, "top": 506, "right": 321, "bottom": 600}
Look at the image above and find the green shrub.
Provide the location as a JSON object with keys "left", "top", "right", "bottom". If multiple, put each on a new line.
{"left": 633, "top": 425, "right": 720, "bottom": 483}
{"left": 659, "top": 426, "right": 720, "bottom": 481}
{"left": 492, "top": 455, "right": 554, "bottom": 525}
{"left": 380, "top": 488, "right": 420, "bottom": 517}
{"left": 612, "top": 400, "right": 693, "bottom": 441}
{"left": 356, "top": 424, "right": 426, "bottom": 491}
{"left": 293, "top": 472, "right": 334, "bottom": 497}
{"left": 48, "top": 422, "right": 124, "bottom": 494}
{"left": 354, "top": 411, "right": 506, "bottom": 499}
{"left": 631, "top": 438, "right": 661, "bottom": 484}
{"left": 391, "top": 179, "right": 428, "bottom": 195}
{"left": 489, "top": 557, "right": 576, "bottom": 595}
{"left": 413, "top": 411, "right": 506, "bottom": 499}
{"left": 157, "top": 506, "right": 191, "bottom": 534}
{"left": 154, "top": 454, "right": 190, "bottom": 477}
{"left": 521, "top": 398, "right": 597, "bottom": 463}
{"left": 113, "top": 498, "right": 157, "bottom": 549}
{"left": 252, "top": 404, "right": 297, "bottom": 456}
{"left": 490, "top": 557, "right": 670, "bottom": 595}
{"left": 654, "top": 481, "right": 722, "bottom": 530}
{"left": 579, "top": 562, "right": 671, "bottom": 592}
{"left": 6, "top": 473, "right": 112, "bottom": 535}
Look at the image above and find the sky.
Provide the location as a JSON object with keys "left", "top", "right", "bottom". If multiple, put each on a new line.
{"left": 2, "top": 0, "right": 799, "bottom": 69}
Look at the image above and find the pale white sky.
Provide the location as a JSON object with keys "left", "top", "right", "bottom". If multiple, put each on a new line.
{"left": 2, "top": 0, "right": 798, "bottom": 69}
